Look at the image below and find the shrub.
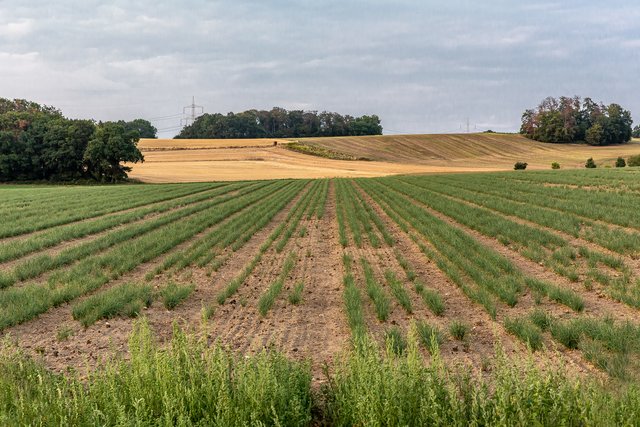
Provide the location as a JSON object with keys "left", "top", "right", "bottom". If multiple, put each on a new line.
{"left": 628, "top": 154, "right": 640, "bottom": 167}
{"left": 615, "top": 157, "right": 626, "bottom": 167}
{"left": 551, "top": 162, "right": 560, "bottom": 169}
{"left": 585, "top": 157, "right": 597, "bottom": 168}
{"left": 514, "top": 162, "right": 528, "bottom": 170}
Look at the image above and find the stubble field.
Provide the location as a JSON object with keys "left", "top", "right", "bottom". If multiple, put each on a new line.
{"left": 2, "top": 168, "right": 640, "bottom": 424}
{"left": 127, "top": 134, "right": 640, "bottom": 183}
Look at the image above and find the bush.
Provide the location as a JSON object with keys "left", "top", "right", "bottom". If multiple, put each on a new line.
{"left": 585, "top": 157, "right": 597, "bottom": 168}
{"left": 628, "top": 154, "right": 640, "bottom": 167}
{"left": 514, "top": 162, "right": 528, "bottom": 170}
{"left": 615, "top": 157, "right": 626, "bottom": 167}
{"left": 551, "top": 162, "right": 560, "bottom": 169}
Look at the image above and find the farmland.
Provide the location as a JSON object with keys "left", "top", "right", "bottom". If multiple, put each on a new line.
{"left": 127, "top": 134, "right": 640, "bottom": 182}
{"left": 2, "top": 168, "right": 640, "bottom": 424}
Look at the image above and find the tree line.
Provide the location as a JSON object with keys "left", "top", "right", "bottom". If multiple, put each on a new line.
{"left": 175, "top": 107, "right": 382, "bottom": 139}
{"left": 0, "top": 98, "right": 154, "bottom": 182}
{"left": 521, "top": 96, "right": 633, "bottom": 145}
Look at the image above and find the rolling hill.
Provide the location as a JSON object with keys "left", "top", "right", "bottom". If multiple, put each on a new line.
{"left": 128, "top": 134, "right": 640, "bottom": 182}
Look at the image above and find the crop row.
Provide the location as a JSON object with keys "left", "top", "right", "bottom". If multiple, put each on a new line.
{"left": 0, "top": 181, "right": 261, "bottom": 289}
{"left": 395, "top": 176, "right": 640, "bottom": 307}
{"left": 0, "top": 182, "right": 222, "bottom": 238}
{"left": 0, "top": 182, "right": 239, "bottom": 264}
{"left": 359, "top": 179, "right": 584, "bottom": 317}
{"left": 0, "top": 180, "right": 291, "bottom": 330}
{"left": 216, "top": 179, "right": 324, "bottom": 305}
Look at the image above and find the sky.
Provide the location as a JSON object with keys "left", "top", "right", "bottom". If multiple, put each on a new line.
{"left": 0, "top": 1, "right": 638, "bottom": 138}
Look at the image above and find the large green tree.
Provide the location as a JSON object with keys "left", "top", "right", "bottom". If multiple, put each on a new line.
{"left": 0, "top": 98, "right": 144, "bottom": 182}
{"left": 84, "top": 122, "right": 144, "bottom": 182}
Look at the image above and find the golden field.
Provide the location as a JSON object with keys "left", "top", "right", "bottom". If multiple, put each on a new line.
{"left": 127, "top": 134, "right": 640, "bottom": 182}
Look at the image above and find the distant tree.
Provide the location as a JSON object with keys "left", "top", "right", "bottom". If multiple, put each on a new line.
{"left": 585, "top": 123, "right": 604, "bottom": 146}
{"left": 551, "top": 162, "right": 560, "bottom": 169}
{"left": 349, "top": 115, "right": 383, "bottom": 136}
{"left": 585, "top": 157, "right": 597, "bottom": 168}
{"left": 628, "top": 155, "right": 640, "bottom": 167}
{"left": 84, "top": 122, "right": 144, "bottom": 182}
{"left": 633, "top": 125, "right": 640, "bottom": 138}
{"left": 615, "top": 157, "right": 626, "bottom": 167}
{"left": 514, "top": 162, "right": 528, "bottom": 170}
{"left": 119, "top": 119, "right": 157, "bottom": 138}
{"left": 521, "top": 96, "right": 632, "bottom": 146}
{"left": 175, "top": 107, "right": 382, "bottom": 139}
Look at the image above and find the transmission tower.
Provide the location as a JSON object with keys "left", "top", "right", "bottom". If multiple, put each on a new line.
{"left": 181, "top": 96, "right": 204, "bottom": 127}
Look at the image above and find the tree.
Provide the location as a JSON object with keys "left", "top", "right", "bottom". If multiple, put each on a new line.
{"left": 521, "top": 96, "right": 632, "bottom": 146}
{"left": 633, "top": 125, "right": 640, "bottom": 138}
{"left": 585, "top": 157, "right": 597, "bottom": 168}
{"left": 119, "top": 119, "right": 157, "bottom": 138}
{"left": 84, "top": 122, "right": 144, "bottom": 182}
{"left": 585, "top": 123, "right": 604, "bottom": 146}
{"left": 551, "top": 162, "right": 560, "bottom": 169}
{"left": 615, "top": 157, "right": 626, "bottom": 167}
{"left": 175, "top": 107, "right": 382, "bottom": 139}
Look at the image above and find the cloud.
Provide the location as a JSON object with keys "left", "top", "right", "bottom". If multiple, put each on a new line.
{"left": 0, "top": 0, "right": 638, "bottom": 136}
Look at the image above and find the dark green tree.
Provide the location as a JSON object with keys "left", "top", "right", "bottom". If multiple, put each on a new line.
{"left": 119, "top": 119, "right": 157, "bottom": 138}
{"left": 632, "top": 125, "right": 640, "bottom": 138}
{"left": 84, "top": 122, "right": 144, "bottom": 182}
{"left": 175, "top": 107, "right": 382, "bottom": 139}
{"left": 585, "top": 157, "right": 597, "bottom": 168}
{"left": 615, "top": 157, "right": 626, "bottom": 167}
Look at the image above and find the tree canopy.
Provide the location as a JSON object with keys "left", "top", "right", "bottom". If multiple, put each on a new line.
{"left": 0, "top": 98, "right": 144, "bottom": 182}
{"left": 520, "top": 96, "right": 633, "bottom": 146}
{"left": 175, "top": 107, "right": 382, "bottom": 139}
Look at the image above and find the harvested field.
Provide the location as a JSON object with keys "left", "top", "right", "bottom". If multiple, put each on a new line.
{"left": 3, "top": 168, "right": 640, "bottom": 424}
{"left": 127, "top": 146, "right": 488, "bottom": 182}
{"left": 138, "top": 137, "right": 290, "bottom": 150}
{"left": 300, "top": 133, "right": 640, "bottom": 169}
{"left": 128, "top": 134, "right": 640, "bottom": 182}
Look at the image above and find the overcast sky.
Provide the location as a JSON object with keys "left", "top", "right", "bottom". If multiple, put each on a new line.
{"left": 1, "top": 1, "right": 638, "bottom": 137}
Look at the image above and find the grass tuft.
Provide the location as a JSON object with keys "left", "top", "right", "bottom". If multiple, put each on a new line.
{"left": 72, "top": 282, "right": 152, "bottom": 327}
{"left": 160, "top": 282, "right": 195, "bottom": 310}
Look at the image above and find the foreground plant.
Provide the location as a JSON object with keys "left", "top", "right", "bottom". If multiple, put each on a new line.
{"left": 0, "top": 319, "right": 312, "bottom": 426}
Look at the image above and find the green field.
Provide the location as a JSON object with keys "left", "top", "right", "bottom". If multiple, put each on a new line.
{"left": 2, "top": 168, "right": 640, "bottom": 425}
